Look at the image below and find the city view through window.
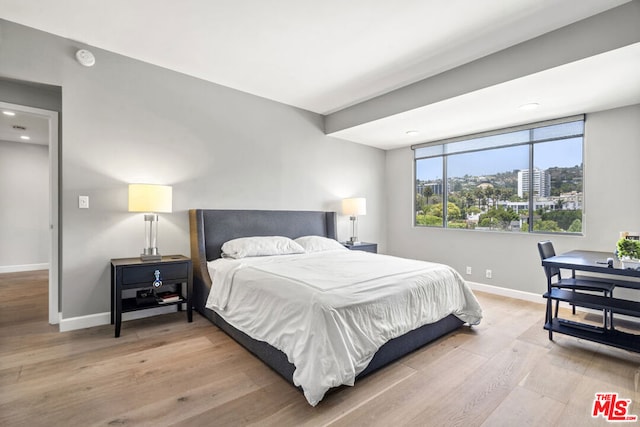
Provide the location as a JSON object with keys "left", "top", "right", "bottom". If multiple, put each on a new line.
{"left": 414, "top": 119, "right": 584, "bottom": 233}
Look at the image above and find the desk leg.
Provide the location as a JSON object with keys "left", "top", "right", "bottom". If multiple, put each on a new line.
{"left": 546, "top": 298, "right": 554, "bottom": 340}
{"left": 546, "top": 278, "right": 553, "bottom": 340}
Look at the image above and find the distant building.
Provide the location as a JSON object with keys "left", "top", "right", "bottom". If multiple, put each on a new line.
{"left": 558, "top": 191, "right": 582, "bottom": 210}
{"left": 498, "top": 200, "right": 557, "bottom": 213}
{"left": 416, "top": 181, "right": 443, "bottom": 195}
{"left": 517, "top": 168, "right": 550, "bottom": 198}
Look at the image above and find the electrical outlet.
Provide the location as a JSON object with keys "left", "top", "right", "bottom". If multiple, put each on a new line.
{"left": 485, "top": 269, "right": 492, "bottom": 279}
{"left": 466, "top": 266, "right": 472, "bottom": 275}
{"left": 79, "top": 195, "right": 89, "bottom": 209}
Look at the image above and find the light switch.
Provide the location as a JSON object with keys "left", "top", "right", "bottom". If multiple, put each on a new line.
{"left": 79, "top": 195, "right": 89, "bottom": 209}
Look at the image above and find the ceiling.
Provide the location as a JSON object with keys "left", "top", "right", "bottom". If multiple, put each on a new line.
{"left": 333, "top": 42, "right": 640, "bottom": 149}
{"left": 0, "top": 107, "right": 49, "bottom": 146}
{"left": 0, "top": 0, "right": 638, "bottom": 149}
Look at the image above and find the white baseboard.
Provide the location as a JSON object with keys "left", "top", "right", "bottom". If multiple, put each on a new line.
{"left": 468, "top": 281, "right": 639, "bottom": 323}
{"left": 467, "top": 281, "right": 543, "bottom": 304}
{"left": 0, "top": 263, "right": 49, "bottom": 273}
{"left": 59, "top": 312, "right": 109, "bottom": 332}
{"left": 59, "top": 304, "right": 183, "bottom": 332}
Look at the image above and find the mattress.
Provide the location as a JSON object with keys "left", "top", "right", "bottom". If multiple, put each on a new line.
{"left": 206, "top": 249, "right": 482, "bottom": 405}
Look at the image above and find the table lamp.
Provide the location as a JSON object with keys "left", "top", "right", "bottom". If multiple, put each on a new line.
{"left": 342, "top": 197, "right": 366, "bottom": 245}
{"left": 128, "top": 184, "right": 172, "bottom": 261}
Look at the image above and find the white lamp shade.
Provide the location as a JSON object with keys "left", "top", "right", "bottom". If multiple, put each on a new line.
{"left": 342, "top": 197, "right": 367, "bottom": 216}
{"left": 128, "top": 184, "right": 173, "bottom": 213}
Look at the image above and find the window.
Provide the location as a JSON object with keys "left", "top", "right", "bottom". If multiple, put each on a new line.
{"left": 413, "top": 116, "right": 584, "bottom": 233}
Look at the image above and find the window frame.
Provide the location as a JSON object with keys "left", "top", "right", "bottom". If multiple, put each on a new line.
{"left": 412, "top": 115, "right": 585, "bottom": 234}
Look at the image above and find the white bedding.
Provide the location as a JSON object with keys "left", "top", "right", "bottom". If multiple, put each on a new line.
{"left": 205, "top": 249, "right": 482, "bottom": 406}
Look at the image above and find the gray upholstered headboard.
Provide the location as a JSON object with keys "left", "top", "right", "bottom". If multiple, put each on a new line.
{"left": 188, "top": 209, "right": 337, "bottom": 311}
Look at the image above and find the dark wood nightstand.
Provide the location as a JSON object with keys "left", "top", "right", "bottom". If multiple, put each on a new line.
{"left": 110, "top": 255, "right": 192, "bottom": 337}
{"left": 343, "top": 242, "right": 378, "bottom": 253}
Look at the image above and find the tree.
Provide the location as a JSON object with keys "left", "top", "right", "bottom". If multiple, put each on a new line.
{"left": 467, "top": 206, "right": 481, "bottom": 215}
{"left": 464, "top": 191, "right": 476, "bottom": 209}
{"left": 478, "top": 206, "right": 518, "bottom": 230}
{"left": 474, "top": 187, "right": 485, "bottom": 209}
{"left": 430, "top": 202, "right": 461, "bottom": 220}
{"left": 542, "top": 210, "right": 582, "bottom": 230}
{"left": 493, "top": 188, "right": 502, "bottom": 208}
{"left": 422, "top": 186, "right": 434, "bottom": 205}
{"left": 415, "top": 214, "right": 443, "bottom": 226}
{"left": 484, "top": 186, "right": 495, "bottom": 207}
{"left": 534, "top": 219, "right": 562, "bottom": 232}
{"left": 415, "top": 194, "right": 425, "bottom": 213}
{"left": 568, "top": 219, "right": 582, "bottom": 233}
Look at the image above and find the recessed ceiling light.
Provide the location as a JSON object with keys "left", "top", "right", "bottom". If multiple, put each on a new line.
{"left": 406, "top": 130, "right": 419, "bottom": 135}
{"left": 519, "top": 102, "right": 540, "bottom": 111}
{"left": 20, "top": 135, "right": 30, "bottom": 140}
{"left": 2, "top": 111, "right": 16, "bottom": 116}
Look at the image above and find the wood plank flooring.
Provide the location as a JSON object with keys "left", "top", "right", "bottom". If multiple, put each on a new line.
{"left": 1, "top": 270, "right": 639, "bottom": 426}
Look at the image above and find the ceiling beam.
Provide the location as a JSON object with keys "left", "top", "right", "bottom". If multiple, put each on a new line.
{"left": 325, "top": 1, "right": 640, "bottom": 135}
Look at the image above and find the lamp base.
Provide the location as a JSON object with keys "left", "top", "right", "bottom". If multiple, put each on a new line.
{"left": 141, "top": 247, "right": 161, "bottom": 262}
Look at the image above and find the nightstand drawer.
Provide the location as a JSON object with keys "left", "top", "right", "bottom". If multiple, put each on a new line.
{"left": 121, "top": 262, "right": 189, "bottom": 285}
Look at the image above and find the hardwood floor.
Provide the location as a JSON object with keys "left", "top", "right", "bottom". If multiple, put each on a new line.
{"left": 1, "top": 270, "right": 639, "bottom": 426}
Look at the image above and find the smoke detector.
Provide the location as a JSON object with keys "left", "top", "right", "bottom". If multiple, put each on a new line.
{"left": 75, "top": 49, "right": 96, "bottom": 67}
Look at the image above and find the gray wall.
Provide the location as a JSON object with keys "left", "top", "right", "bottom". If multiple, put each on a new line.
{"left": 0, "top": 20, "right": 386, "bottom": 320}
{"left": 385, "top": 104, "right": 640, "bottom": 296}
{"left": 0, "top": 139, "right": 49, "bottom": 268}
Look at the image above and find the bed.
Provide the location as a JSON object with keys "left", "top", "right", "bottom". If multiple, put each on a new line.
{"left": 189, "top": 209, "right": 482, "bottom": 405}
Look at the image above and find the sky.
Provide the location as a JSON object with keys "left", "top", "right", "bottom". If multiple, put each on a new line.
{"left": 416, "top": 137, "right": 583, "bottom": 181}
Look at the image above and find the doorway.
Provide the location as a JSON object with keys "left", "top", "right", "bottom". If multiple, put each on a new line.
{"left": 0, "top": 101, "right": 59, "bottom": 325}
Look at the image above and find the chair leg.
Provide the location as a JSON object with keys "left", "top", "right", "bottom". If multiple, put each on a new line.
{"left": 571, "top": 289, "right": 576, "bottom": 314}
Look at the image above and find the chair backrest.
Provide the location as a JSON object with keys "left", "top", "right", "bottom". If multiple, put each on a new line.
{"left": 537, "top": 240, "right": 560, "bottom": 279}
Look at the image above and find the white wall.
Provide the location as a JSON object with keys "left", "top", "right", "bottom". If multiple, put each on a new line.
{"left": 0, "top": 139, "right": 49, "bottom": 270}
{"left": 2, "top": 16, "right": 636, "bottom": 326}
{"left": 385, "top": 104, "right": 640, "bottom": 296}
{"left": 0, "top": 20, "right": 386, "bottom": 321}
{"left": 326, "top": 2, "right": 640, "bottom": 134}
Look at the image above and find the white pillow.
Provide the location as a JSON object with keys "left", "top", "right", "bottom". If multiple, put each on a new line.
{"left": 221, "top": 236, "right": 305, "bottom": 259}
{"left": 294, "top": 235, "right": 347, "bottom": 253}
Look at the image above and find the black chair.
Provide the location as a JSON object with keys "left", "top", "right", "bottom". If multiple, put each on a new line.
{"left": 537, "top": 240, "right": 615, "bottom": 328}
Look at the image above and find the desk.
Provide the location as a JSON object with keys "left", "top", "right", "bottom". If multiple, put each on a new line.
{"left": 542, "top": 250, "right": 640, "bottom": 353}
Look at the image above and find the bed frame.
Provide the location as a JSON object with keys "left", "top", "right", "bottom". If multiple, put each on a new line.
{"left": 189, "top": 209, "right": 464, "bottom": 388}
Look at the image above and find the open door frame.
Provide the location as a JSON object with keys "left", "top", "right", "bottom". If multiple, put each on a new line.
{"left": 0, "top": 101, "right": 59, "bottom": 325}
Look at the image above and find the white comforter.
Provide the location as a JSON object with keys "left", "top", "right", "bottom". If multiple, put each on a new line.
{"left": 205, "top": 249, "right": 482, "bottom": 406}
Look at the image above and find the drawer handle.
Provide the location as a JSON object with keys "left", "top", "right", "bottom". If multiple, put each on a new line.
{"left": 153, "top": 270, "right": 163, "bottom": 288}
